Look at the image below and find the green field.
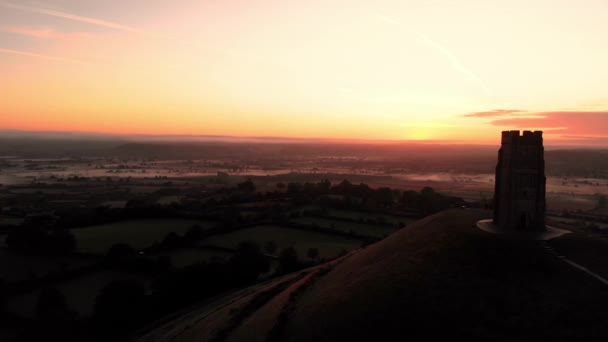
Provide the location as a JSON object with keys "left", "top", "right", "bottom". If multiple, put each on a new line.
{"left": 199, "top": 225, "right": 362, "bottom": 260}
{"left": 73, "top": 219, "right": 217, "bottom": 254}
{"left": 6, "top": 270, "right": 151, "bottom": 318}
{"left": 0, "top": 249, "right": 95, "bottom": 283}
{"left": 0, "top": 217, "right": 25, "bottom": 226}
{"left": 291, "top": 216, "right": 396, "bottom": 238}
{"left": 327, "top": 209, "right": 416, "bottom": 226}
{"left": 153, "top": 247, "right": 233, "bottom": 268}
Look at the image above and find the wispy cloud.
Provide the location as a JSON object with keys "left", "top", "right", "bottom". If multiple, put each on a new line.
{"left": 416, "top": 33, "right": 490, "bottom": 95}
{"left": 0, "top": 26, "right": 92, "bottom": 39}
{"left": 373, "top": 13, "right": 490, "bottom": 95}
{"left": 486, "top": 111, "right": 608, "bottom": 136}
{"left": 0, "top": 1, "right": 140, "bottom": 33}
{"left": 464, "top": 109, "right": 526, "bottom": 118}
{"left": 0, "top": 48, "right": 86, "bottom": 64}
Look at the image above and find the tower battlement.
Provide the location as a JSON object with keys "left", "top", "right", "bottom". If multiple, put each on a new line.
{"left": 501, "top": 130, "right": 543, "bottom": 145}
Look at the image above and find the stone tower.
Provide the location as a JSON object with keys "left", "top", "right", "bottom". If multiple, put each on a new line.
{"left": 493, "top": 130, "right": 546, "bottom": 231}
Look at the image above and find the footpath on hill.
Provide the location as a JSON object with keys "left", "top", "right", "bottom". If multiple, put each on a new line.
{"left": 138, "top": 209, "right": 608, "bottom": 342}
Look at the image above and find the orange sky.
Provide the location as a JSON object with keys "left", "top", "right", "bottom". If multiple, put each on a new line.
{"left": 1, "top": 0, "right": 608, "bottom": 145}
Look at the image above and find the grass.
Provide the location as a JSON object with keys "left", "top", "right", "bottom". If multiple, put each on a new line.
{"left": 73, "top": 219, "right": 217, "bottom": 254}
{"left": 550, "top": 232, "right": 608, "bottom": 279}
{"left": 284, "top": 209, "right": 608, "bottom": 341}
{"left": 327, "top": 209, "right": 415, "bottom": 226}
{"left": 0, "top": 217, "right": 25, "bottom": 226}
{"left": 290, "top": 217, "right": 396, "bottom": 238}
{"left": 140, "top": 210, "right": 608, "bottom": 342}
{"left": 152, "top": 248, "right": 233, "bottom": 268}
{"left": 199, "top": 225, "right": 362, "bottom": 260}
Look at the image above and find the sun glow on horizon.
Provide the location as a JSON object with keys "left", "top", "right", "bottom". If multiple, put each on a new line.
{"left": 1, "top": 0, "right": 608, "bottom": 145}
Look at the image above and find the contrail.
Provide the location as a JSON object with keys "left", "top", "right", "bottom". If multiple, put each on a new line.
{"left": 0, "top": 1, "right": 140, "bottom": 33}
{"left": 0, "top": 48, "right": 87, "bottom": 64}
{"left": 416, "top": 33, "right": 490, "bottom": 95}
{"left": 373, "top": 12, "right": 491, "bottom": 95}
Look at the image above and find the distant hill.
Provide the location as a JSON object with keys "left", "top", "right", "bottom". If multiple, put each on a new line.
{"left": 137, "top": 209, "right": 608, "bottom": 342}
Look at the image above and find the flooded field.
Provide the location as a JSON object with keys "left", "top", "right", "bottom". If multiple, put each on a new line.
{"left": 2, "top": 155, "right": 606, "bottom": 212}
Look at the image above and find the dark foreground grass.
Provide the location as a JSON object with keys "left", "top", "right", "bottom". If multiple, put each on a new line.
{"left": 285, "top": 209, "right": 608, "bottom": 342}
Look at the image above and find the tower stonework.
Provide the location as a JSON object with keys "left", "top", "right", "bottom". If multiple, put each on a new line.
{"left": 493, "top": 130, "right": 546, "bottom": 231}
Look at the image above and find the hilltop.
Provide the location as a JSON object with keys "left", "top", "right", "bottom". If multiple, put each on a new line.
{"left": 138, "top": 209, "right": 608, "bottom": 342}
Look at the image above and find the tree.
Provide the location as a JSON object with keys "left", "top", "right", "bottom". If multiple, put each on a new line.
{"left": 94, "top": 279, "right": 146, "bottom": 336}
{"left": 278, "top": 247, "right": 299, "bottom": 273}
{"left": 36, "top": 287, "right": 68, "bottom": 318}
{"left": 421, "top": 186, "right": 435, "bottom": 195}
{"left": 237, "top": 179, "right": 256, "bottom": 193}
{"left": 162, "top": 232, "right": 181, "bottom": 247}
{"left": 6, "top": 227, "right": 76, "bottom": 256}
{"left": 184, "top": 224, "right": 203, "bottom": 241}
{"left": 230, "top": 241, "right": 270, "bottom": 284}
{"left": 599, "top": 195, "right": 607, "bottom": 208}
{"left": 0, "top": 278, "right": 5, "bottom": 310}
{"left": 264, "top": 240, "right": 278, "bottom": 255}
{"left": 374, "top": 187, "right": 394, "bottom": 207}
{"left": 307, "top": 248, "right": 319, "bottom": 261}
{"left": 106, "top": 243, "right": 135, "bottom": 261}
{"left": 48, "top": 229, "right": 76, "bottom": 255}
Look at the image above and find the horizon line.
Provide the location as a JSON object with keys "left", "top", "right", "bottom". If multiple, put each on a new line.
{"left": 0, "top": 128, "right": 605, "bottom": 149}
{"left": 0, "top": 128, "right": 489, "bottom": 145}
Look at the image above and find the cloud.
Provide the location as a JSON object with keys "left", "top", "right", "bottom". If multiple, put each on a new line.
{"left": 488, "top": 111, "right": 608, "bottom": 136}
{"left": 0, "top": 48, "right": 86, "bottom": 64}
{"left": 373, "top": 13, "right": 490, "bottom": 95}
{"left": 0, "top": 1, "right": 140, "bottom": 33}
{"left": 0, "top": 26, "right": 92, "bottom": 39}
{"left": 464, "top": 109, "right": 526, "bottom": 118}
{"left": 415, "top": 33, "right": 491, "bottom": 95}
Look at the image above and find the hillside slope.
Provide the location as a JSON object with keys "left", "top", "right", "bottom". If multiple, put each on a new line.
{"left": 139, "top": 209, "right": 608, "bottom": 342}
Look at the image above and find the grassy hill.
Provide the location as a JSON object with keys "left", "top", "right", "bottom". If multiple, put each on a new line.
{"left": 137, "top": 209, "right": 608, "bottom": 342}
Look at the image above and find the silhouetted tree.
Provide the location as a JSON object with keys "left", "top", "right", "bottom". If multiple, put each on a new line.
{"left": 184, "top": 224, "right": 203, "bottom": 241}
{"left": 162, "top": 232, "right": 181, "bottom": 248}
{"left": 599, "top": 195, "right": 607, "bottom": 208}
{"left": 106, "top": 243, "right": 135, "bottom": 262}
{"left": 36, "top": 287, "right": 68, "bottom": 318}
{"left": 230, "top": 241, "right": 270, "bottom": 284}
{"left": 264, "top": 240, "right": 278, "bottom": 255}
{"left": 278, "top": 247, "right": 299, "bottom": 273}
{"left": 237, "top": 179, "right": 256, "bottom": 193}
{"left": 0, "top": 278, "right": 5, "bottom": 310}
{"left": 48, "top": 229, "right": 76, "bottom": 255}
{"left": 93, "top": 279, "right": 146, "bottom": 337}
{"left": 6, "top": 227, "right": 75, "bottom": 256}
{"left": 19, "top": 288, "right": 81, "bottom": 342}
{"left": 307, "top": 247, "right": 319, "bottom": 261}
{"left": 374, "top": 187, "right": 394, "bottom": 207}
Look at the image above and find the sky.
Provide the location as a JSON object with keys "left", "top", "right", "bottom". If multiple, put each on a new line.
{"left": 1, "top": 0, "right": 607, "bottom": 145}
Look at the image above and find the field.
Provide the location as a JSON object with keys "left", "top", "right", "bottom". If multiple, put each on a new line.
{"left": 0, "top": 217, "right": 25, "bottom": 226}
{"left": 0, "top": 249, "right": 95, "bottom": 283}
{"left": 72, "top": 219, "right": 217, "bottom": 254}
{"left": 153, "top": 247, "right": 233, "bottom": 268}
{"left": 327, "top": 209, "right": 415, "bottom": 226}
{"left": 199, "top": 225, "right": 362, "bottom": 260}
{"left": 6, "top": 270, "right": 151, "bottom": 318}
{"left": 291, "top": 217, "right": 396, "bottom": 238}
